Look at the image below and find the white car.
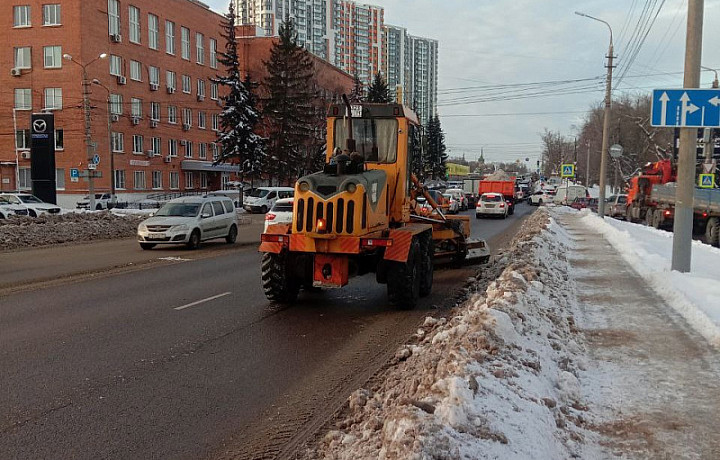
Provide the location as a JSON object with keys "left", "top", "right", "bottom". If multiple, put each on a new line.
{"left": 442, "top": 193, "right": 460, "bottom": 214}
{"left": 445, "top": 188, "right": 467, "bottom": 211}
{"left": 0, "top": 193, "right": 62, "bottom": 217}
{"left": 476, "top": 193, "right": 508, "bottom": 219}
{"left": 76, "top": 193, "right": 114, "bottom": 210}
{"left": 137, "top": 195, "right": 238, "bottom": 250}
{"left": 244, "top": 187, "right": 294, "bottom": 214}
{"left": 529, "top": 189, "right": 556, "bottom": 206}
{"left": 0, "top": 196, "right": 30, "bottom": 218}
{"left": 264, "top": 198, "right": 294, "bottom": 232}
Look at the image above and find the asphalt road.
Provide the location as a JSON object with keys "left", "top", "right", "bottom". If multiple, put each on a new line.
{"left": 0, "top": 202, "right": 536, "bottom": 460}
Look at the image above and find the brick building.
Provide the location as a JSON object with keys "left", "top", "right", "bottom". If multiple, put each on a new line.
{"left": 2, "top": 0, "right": 352, "bottom": 208}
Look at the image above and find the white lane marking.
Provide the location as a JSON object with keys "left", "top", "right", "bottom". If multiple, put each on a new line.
{"left": 174, "top": 292, "right": 232, "bottom": 311}
{"left": 159, "top": 257, "right": 193, "bottom": 262}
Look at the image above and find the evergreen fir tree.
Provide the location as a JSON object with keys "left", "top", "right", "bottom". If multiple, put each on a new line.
{"left": 426, "top": 115, "right": 448, "bottom": 180}
{"left": 366, "top": 72, "right": 390, "bottom": 103}
{"left": 409, "top": 124, "right": 424, "bottom": 180}
{"left": 349, "top": 74, "right": 365, "bottom": 102}
{"left": 214, "top": 1, "right": 265, "bottom": 186}
{"left": 264, "top": 18, "right": 318, "bottom": 184}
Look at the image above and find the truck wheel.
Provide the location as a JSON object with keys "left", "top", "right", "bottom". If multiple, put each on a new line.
{"left": 186, "top": 229, "right": 201, "bottom": 250}
{"left": 645, "top": 209, "right": 654, "bottom": 227}
{"left": 387, "top": 239, "right": 421, "bottom": 309}
{"left": 419, "top": 232, "right": 434, "bottom": 297}
{"left": 652, "top": 210, "right": 663, "bottom": 229}
{"left": 261, "top": 251, "right": 299, "bottom": 303}
{"left": 706, "top": 217, "right": 720, "bottom": 247}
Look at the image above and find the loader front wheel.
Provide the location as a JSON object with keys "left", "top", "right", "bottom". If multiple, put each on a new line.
{"left": 419, "top": 232, "right": 434, "bottom": 297}
{"left": 387, "top": 239, "right": 421, "bottom": 310}
{"left": 261, "top": 251, "right": 299, "bottom": 303}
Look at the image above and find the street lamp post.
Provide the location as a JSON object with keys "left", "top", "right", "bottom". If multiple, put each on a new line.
{"left": 575, "top": 11, "right": 614, "bottom": 218}
{"left": 92, "top": 79, "right": 115, "bottom": 202}
{"left": 62, "top": 52, "right": 107, "bottom": 210}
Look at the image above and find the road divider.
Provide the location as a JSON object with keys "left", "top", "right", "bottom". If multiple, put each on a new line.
{"left": 174, "top": 292, "right": 232, "bottom": 311}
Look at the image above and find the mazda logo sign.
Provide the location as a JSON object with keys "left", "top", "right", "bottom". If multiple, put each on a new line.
{"left": 33, "top": 119, "right": 47, "bottom": 133}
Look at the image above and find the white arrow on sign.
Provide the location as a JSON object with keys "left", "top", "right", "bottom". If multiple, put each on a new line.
{"left": 659, "top": 92, "right": 670, "bottom": 125}
{"left": 710, "top": 96, "right": 720, "bottom": 107}
{"left": 680, "top": 92, "right": 700, "bottom": 126}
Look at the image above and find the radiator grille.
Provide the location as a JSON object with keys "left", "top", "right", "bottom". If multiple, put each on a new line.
{"left": 295, "top": 196, "right": 357, "bottom": 234}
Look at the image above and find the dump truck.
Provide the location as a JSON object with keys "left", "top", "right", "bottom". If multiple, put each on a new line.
{"left": 478, "top": 179, "right": 516, "bottom": 214}
{"left": 259, "top": 99, "right": 489, "bottom": 309}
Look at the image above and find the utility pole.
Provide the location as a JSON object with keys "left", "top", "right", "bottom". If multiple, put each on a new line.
{"left": 586, "top": 142, "right": 591, "bottom": 186}
{"left": 672, "top": 0, "right": 704, "bottom": 273}
{"left": 576, "top": 11, "right": 614, "bottom": 218}
{"left": 700, "top": 66, "right": 718, "bottom": 163}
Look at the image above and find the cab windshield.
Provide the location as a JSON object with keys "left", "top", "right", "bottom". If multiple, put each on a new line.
{"left": 155, "top": 203, "right": 201, "bottom": 217}
{"left": 249, "top": 189, "right": 270, "bottom": 198}
{"left": 333, "top": 118, "right": 398, "bottom": 163}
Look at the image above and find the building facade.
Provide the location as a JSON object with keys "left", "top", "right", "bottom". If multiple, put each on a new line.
{"left": 331, "top": 1, "right": 383, "bottom": 85}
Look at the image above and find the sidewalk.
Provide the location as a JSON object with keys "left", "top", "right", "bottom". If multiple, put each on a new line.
{"left": 555, "top": 211, "right": 720, "bottom": 458}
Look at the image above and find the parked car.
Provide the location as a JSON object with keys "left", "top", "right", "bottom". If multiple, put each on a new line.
{"left": 529, "top": 189, "right": 555, "bottom": 206}
{"left": 605, "top": 194, "right": 628, "bottom": 219}
{"left": 445, "top": 188, "right": 468, "bottom": 211}
{"left": 553, "top": 185, "right": 588, "bottom": 206}
{"left": 443, "top": 193, "right": 460, "bottom": 214}
{"left": 476, "top": 192, "right": 508, "bottom": 219}
{"left": 0, "top": 193, "right": 62, "bottom": 217}
{"left": 76, "top": 193, "right": 114, "bottom": 210}
{"left": 137, "top": 195, "right": 238, "bottom": 250}
{"left": 570, "top": 197, "right": 599, "bottom": 212}
{"left": 464, "top": 193, "right": 477, "bottom": 208}
{"left": 264, "top": 197, "right": 294, "bottom": 232}
{"left": 0, "top": 196, "right": 30, "bottom": 218}
{"left": 244, "top": 187, "right": 294, "bottom": 214}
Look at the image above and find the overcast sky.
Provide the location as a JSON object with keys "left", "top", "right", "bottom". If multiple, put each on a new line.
{"left": 205, "top": 0, "right": 720, "bottom": 166}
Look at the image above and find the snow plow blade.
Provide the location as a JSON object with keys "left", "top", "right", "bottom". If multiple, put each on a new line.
{"left": 464, "top": 238, "right": 491, "bottom": 264}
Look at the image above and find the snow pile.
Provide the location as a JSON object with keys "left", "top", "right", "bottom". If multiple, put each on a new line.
{"left": 575, "top": 210, "right": 720, "bottom": 347}
{"left": 484, "top": 170, "right": 512, "bottom": 181}
{"left": 307, "top": 209, "right": 604, "bottom": 459}
{"left": 0, "top": 212, "right": 145, "bottom": 251}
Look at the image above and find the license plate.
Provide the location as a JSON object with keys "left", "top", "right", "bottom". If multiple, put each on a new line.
{"left": 147, "top": 232, "right": 165, "bottom": 239}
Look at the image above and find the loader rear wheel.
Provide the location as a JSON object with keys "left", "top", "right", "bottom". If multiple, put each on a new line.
{"left": 706, "top": 217, "right": 720, "bottom": 247}
{"left": 419, "top": 232, "right": 434, "bottom": 297}
{"left": 261, "top": 251, "right": 299, "bottom": 303}
{"left": 387, "top": 239, "right": 421, "bottom": 310}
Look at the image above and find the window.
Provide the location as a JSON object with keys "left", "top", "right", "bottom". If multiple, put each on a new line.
{"left": 210, "top": 81, "right": 218, "bottom": 100}
{"left": 133, "top": 135, "right": 144, "bottom": 154}
{"left": 56, "top": 169, "right": 65, "bottom": 190}
{"left": 134, "top": 170, "right": 146, "bottom": 190}
{"left": 149, "top": 66, "right": 159, "bottom": 85}
{"left": 150, "top": 137, "right": 161, "bottom": 155}
{"left": 182, "top": 75, "right": 191, "bottom": 93}
{"left": 114, "top": 169, "right": 126, "bottom": 189}
{"left": 43, "top": 4, "right": 61, "bottom": 26}
{"left": 152, "top": 170, "right": 162, "bottom": 189}
{"left": 110, "top": 55, "right": 122, "bottom": 76}
{"left": 109, "top": 93, "right": 123, "bottom": 115}
{"left": 184, "top": 141, "right": 193, "bottom": 158}
{"left": 198, "top": 142, "right": 207, "bottom": 159}
{"left": 210, "top": 38, "right": 217, "bottom": 68}
{"left": 200, "top": 172, "right": 208, "bottom": 189}
{"left": 196, "top": 32, "right": 205, "bottom": 64}
{"left": 111, "top": 132, "right": 124, "bottom": 152}
{"left": 129, "top": 6, "right": 140, "bottom": 43}
{"left": 14, "top": 6, "right": 31, "bottom": 27}
{"left": 166, "top": 70, "right": 176, "bottom": 89}
{"left": 14, "top": 47, "right": 31, "bottom": 69}
{"left": 182, "top": 108, "right": 192, "bottom": 126}
{"left": 130, "top": 60, "right": 142, "bottom": 81}
{"left": 165, "top": 20, "right": 175, "bottom": 54}
{"left": 43, "top": 46, "right": 62, "bottom": 68}
{"left": 185, "top": 172, "right": 194, "bottom": 189}
{"left": 148, "top": 14, "right": 159, "bottom": 49}
{"left": 150, "top": 102, "right": 160, "bottom": 121}
{"left": 108, "top": 0, "right": 120, "bottom": 35}
{"left": 131, "top": 98, "right": 142, "bottom": 118}
{"left": 44, "top": 88, "right": 62, "bottom": 110}
{"left": 198, "top": 111, "right": 206, "bottom": 129}
{"left": 211, "top": 143, "right": 219, "bottom": 161}
{"left": 55, "top": 129, "right": 64, "bottom": 150}
{"left": 168, "top": 105, "right": 177, "bottom": 124}
{"left": 212, "top": 113, "right": 219, "bottom": 131}
{"left": 197, "top": 79, "right": 205, "bottom": 97}
{"left": 16, "top": 130, "right": 30, "bottom": 149}
{"left": 170, "top": 171, "right": 179, "bottom": 189}
{"left": 168, "top": 139, "right": 178, "bottom": 157}
{"left": 14, "top": 89, "right": 32, "bottom": 110}
{"left": 19, "top": 168, "right": 32, "bottom": 190}
{"left": 181, "top": 27, "right": 190, "bottom": 60}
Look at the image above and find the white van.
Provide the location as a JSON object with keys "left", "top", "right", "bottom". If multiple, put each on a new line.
{"left": 553, "top": 185, "right": 588, "bottom": 205}
{"left": 244, "top": 187, "right": 294, "bottom": 214}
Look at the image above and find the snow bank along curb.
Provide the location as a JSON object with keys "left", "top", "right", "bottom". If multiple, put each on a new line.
{"left": 307, "top": 209, "right": 604, "bottom": 459}
{"left": 575, "top": 210, "right": 720, "bottom": 348}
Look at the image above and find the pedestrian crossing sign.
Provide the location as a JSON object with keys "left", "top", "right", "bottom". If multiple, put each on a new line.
{"left": 561, "top": 164, "right": 575, "bottom": 178}
{"left": 699, "top": 173, "right": 714, "bottom": 188}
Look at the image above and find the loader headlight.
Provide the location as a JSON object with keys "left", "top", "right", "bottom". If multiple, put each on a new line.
{"left": 345, "top": 182, "right": 357, "bottom": 193}
{"left": 299, "top": 181, "right": 310, "bottom": 192}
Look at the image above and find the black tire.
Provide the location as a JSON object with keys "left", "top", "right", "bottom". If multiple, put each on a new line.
{"left": 475, "top": 214, "right": 481, "bottom": 219}
{"left": 260, "top": 205, "right": 268, "bottom": 214}
{"left": 226, "top": 224, "right": 238, "bottom": 244}
{"left": 419, "top": 232, "right": 434, "bottom": 297}
{"left": 652, "top": 210, "right": 662, "bottom": 229}
{"left": 140, "top": 243, "right": 156, "bottom": 250}
{"left": 387, "top": 239, "right": 421, "bottom": 310}
{"left": 29, "top": 209, "right": 37, "bottom": 218}
{"left": 509, "top": 204, "right": 515, "bottom": 215}
{"left": 706, "top": 217, "right": 720, "bottom": 247}
{"left": 645, "top": 209, "right": 654, "bottom": 226}
{"left": 96, "top": 204, "right": 103, "bottom": 210}
{"left": 186, "top": 229, "right": 201, "bottom": 250}
{"left": 538, "top": 199, "right": 543, "bottom": 206}
{"left": 261, "top": 251, "right": 299, "bottom": 303}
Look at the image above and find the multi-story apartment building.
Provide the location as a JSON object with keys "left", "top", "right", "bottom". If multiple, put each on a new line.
{"left": 331, "top": 1, "right": 383, "bottom": 85}
{"left": 382, "top": 24, "right": 411, "bottom": 104}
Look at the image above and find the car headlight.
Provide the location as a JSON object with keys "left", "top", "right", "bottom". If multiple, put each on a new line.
{"left": 298, "top": 181, "right": 311, "bottom": 192}
{"left": 138, "top": 223, "right": 148, "bottom": 232}
{"left": 173, "top": 224, "right": 188, "bottom": 231}
{"left": 345, "top": 182, "right": 357, "bottom": 193}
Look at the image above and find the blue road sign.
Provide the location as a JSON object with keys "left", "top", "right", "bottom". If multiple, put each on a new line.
{"left": 92, "top": 154, "right": 101, "bottom": 164}
{"left": 699, "top": 173, "right": 714, "bottom": 188}
{"left": 561, "top": 164, "right": 575, "bottom": 178}
{"left": 651, "top": 89, "right": 720, "bottom": 128}
{"left": 70, "top": 168, "right": 79, "bottom": 179}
